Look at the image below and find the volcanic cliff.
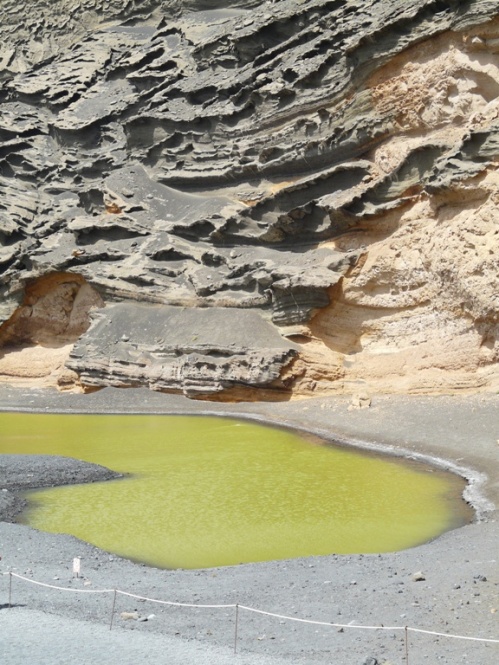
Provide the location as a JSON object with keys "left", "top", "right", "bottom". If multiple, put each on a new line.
{"left": 0, "top": 0, "right": 498, "bottom": 399}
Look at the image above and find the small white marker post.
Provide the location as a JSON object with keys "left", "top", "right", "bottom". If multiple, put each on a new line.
{"left": 73, "top": 557, "right": 81, "bottom": 579}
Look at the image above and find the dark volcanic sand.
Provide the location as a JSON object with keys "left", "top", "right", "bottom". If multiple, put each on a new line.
{"left": 0, "top": 386, "right": 498, "bottom": 665}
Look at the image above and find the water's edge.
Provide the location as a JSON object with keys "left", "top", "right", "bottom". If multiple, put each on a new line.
{"left": 0, "top": 402, "right": 492, "bottom": 524}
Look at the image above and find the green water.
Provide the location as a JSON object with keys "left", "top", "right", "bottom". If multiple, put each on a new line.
{"left": 0, "top": 413, "right": 470, "bottom": 569}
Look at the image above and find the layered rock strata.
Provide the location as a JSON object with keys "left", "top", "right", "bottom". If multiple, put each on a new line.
{"left": 0, "top": 0, "right": 498, "bottom": 397}
{"left": 68, "top": 304, "right": 299, "bottom": 398}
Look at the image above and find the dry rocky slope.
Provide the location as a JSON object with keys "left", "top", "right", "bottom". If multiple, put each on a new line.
{"left": 0, "top": 0, "right": 498, "bottom": 399}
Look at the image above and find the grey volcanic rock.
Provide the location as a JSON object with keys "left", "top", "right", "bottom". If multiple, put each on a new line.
{"left": 67, "top": 304, "right": 298, "bottom": 397}
{"left": 0, "top": 0, "right": 498, "bottom": 396}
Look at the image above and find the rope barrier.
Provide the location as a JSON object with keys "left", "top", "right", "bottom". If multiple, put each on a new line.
{"left": 238, "top": 605, "right": 405, "bottom": 631}
{"left": 8, "top": 572, "right": 114, "bottom": 594}
{"left": 408, "top": 627, "right": 499, "bottom": 644}
{"left": 116, "top": 589, "right": 235, "bottom": 609}
{"left": 4, "top": 572, "right": 499, "bottom": 646}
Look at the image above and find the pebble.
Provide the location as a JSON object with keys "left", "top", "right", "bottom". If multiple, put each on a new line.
{"left": 120, "top": 611, "right": 139, "bottom": 620}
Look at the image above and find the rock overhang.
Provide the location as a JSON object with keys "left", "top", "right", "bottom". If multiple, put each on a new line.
{"left": 68, "top": 303, "right": 300, "bottom": 398}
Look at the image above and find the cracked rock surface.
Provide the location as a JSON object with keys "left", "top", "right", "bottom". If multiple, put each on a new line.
{"left": 0, "top": 0, "right": 498, "bottom": 397}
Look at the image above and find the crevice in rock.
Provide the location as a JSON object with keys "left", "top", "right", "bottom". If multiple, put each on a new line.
{"left": 0, "top": 272, "right": 104, "bottom": 390}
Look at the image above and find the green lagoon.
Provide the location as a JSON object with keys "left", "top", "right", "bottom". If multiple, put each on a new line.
{"left": 0, "top": 413, "right": 471, "bottom": 569}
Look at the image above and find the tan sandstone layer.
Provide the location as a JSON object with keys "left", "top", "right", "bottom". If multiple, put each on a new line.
{"left": 289, "top": 28, "right": 499, "bottom": 397}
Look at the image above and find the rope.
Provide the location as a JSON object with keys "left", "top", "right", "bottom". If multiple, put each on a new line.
{"left": 5, "top": 572, "right": 499, "bottom": 644}
{"left": 408, "top": 627, "right": 499, "bottom": 644}
{"left": 238, "top": 605, "right": 404, "bottom": 631}
{"left": 8, "top": 572, "right": 114, "bottom": 594}
{"left": 116, "top": 590, "right": 235, "bottom": 609}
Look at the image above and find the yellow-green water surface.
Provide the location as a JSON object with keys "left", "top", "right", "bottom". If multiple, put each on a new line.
{"left": 0, "top": 413, "right": 471, "bottom": 569}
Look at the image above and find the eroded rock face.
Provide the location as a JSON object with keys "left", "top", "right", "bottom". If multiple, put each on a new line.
{"left": 0, "top": 273, "right": 104, "bottom": 389}
{"left": 0, "top": 273, "right": 104, "bottom": 346}
{"left": 0, "top": 0, "right": 498, "bottom": 397}
{"left": 67, "top": 304, "right": 299, "bottom": 398}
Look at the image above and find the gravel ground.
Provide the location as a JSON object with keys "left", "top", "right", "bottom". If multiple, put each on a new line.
{"left": 0, "top": 386, "right": 498, "bottom": 665}
{"left": 0, "top": 455, "right": 120, "bottom": 522}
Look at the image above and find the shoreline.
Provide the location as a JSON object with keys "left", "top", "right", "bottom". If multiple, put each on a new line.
{"left": 0, "top": 386, "right": 496, "bottom": 520}
{"left": 1, "top": 386, "right": 498, "bottom": 664}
